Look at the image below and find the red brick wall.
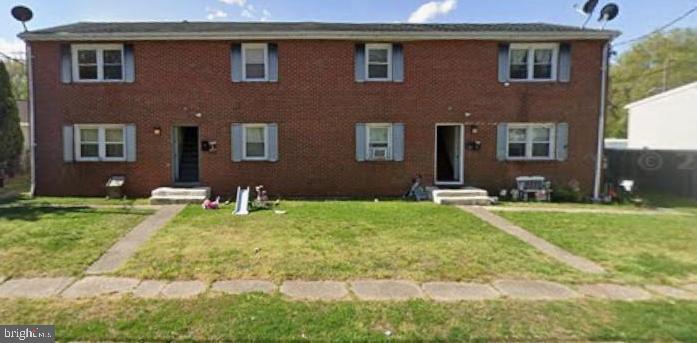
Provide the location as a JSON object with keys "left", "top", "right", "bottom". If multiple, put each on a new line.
{"left": 30, "top": 39, "right": 605, "bottom": 198}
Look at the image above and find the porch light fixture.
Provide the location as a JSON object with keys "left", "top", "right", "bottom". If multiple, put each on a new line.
{"left": 470, "top": 125, "right": 478, "bottom": 134}
{"left": 153, "top": 127, "right": 161, "bottom": 135}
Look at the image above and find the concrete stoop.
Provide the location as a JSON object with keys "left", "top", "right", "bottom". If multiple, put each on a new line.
{"left": 149, "top": 187, "right": 211, "bottom": 205}
{"left": 432, "top": 187, "right": 494, "bottom": 206}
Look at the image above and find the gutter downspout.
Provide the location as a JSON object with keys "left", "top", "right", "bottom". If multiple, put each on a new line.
{"left": 26, "top": 42, "right": 36, "bottom": 197}
{"left": 593, "top": 42, "right": 611, "bottom": 200}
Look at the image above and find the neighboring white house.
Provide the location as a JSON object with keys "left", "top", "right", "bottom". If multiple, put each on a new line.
{"left": 622, "top": 81, "right": 697, "bottom": 150}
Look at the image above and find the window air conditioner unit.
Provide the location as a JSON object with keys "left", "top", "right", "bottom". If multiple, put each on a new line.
{"left": 370, "top": 147, "right": 388, "bottom": 160}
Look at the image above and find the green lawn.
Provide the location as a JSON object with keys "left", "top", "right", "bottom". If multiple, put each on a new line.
{"left": 0, "top": 297, "right": 695, "bottom": 341}
{"left": 119, "top": 201, "right": 578, "bottom": 282}
{"left": 2, "top": 195, "right": 151, "bottom": 206}
{"left": 499, "top": 211, "right": 697, "bottom": 285}
{"left": 0, "top": 205, "right": 153, "bottom": 277}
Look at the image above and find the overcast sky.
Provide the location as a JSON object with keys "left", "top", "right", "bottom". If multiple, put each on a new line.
{"left": 1, "top": 0, "right": 696, "bottom": 58}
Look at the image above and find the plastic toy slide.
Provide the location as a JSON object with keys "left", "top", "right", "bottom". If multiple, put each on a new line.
{"left": 233, "top": 186, "right": 250, "bottom": 215}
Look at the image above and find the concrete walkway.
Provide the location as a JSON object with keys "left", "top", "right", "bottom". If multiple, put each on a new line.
{"left": 484, "top": 205, "right": 685, "bottom": 216}
{"left": 462, "top": 206, "right": 607, "bottom": 274}
{"left": 1, "top": 276, "right": 696, "bottom": 302}
{"left": 85, "top": 205, "right": 185, "bottom": 275}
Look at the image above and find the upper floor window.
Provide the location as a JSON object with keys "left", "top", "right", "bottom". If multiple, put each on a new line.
{"left": 366, "top": 124, "right": 393, "bottom": 160}
{"left": 72, "top": 44, "right": 124, "bottom": 82}
{"left": 506, "top": 123, "right": 555, "bottom": 160}
{"left": 242, "top": 43, "right": 268, "bottom": 81}
{"left": 509, "top": 43, "right": 558, "bottom": 81}
{"left": 75, "top": 124, "right": 126, "bottom": 161}
{"left": 243, "top": 124, "right": 268, "bottom": 160}
{"left": 366, "top": 44, "right": 392, "bottom": 81}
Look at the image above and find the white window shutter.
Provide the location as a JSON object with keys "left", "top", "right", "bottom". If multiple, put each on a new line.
{"left": 355, "top": 123, "right": 367, "bottom": 161}
{"left": 63, "top": 125, "right": 74, "bottom": 162}
{"left": 392, "top": 44, "right": 404, "bottom": 82}
{"left": 231, "top": 44, "right": 242, "bottom": 82}
{"left": 355, "top": 44, "right": 366, "bottom": 83}
{"left": 60, "top": 44, "right": 72, "bottom": 84}
{"left": 558, "top": 43, "right": 572, "bottom": 83}
{"left": 125, "top": 124, "right": 137, "bottom": 162}
{"left": 496, "top": 123, "right": 508, "bottom": 161}
{"left": 392, "top": 123, "right": 405, "bottom": 161}
{"left": 556, "top": 123, "right": 569, "bottom": 161}
{"left": 231, "top": 123, "right": 243, "bottom": 162}
{"left": 124, "top": 44, "right": 136, "bottom": 83}
{"left": 267, "top": 123, "right": 278, "bottom": 162}
{"left": 268, "top": 43, "right": 279, "bottom": 82}
{"left": 498, "top": 43, "right": 510, "bottom": 83}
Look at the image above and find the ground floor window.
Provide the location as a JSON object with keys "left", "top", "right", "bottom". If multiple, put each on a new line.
{"left": 75, "top": 125, "right": 126, "bottom": 161}
{"left": 506, "top": 123, "right": 555, "bottom": 160}
{"left": 366, "top": 124, "right": 392, "bottom": 160}
{"left": 243, "top": 124, "right": 268, "bottom": 160}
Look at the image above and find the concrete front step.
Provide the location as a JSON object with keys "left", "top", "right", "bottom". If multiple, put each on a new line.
{"left": 439, "top": 196, "right": 494, "bottom": 206}
{"left": 150, "top": 195, "right": 207, "bottom": 205}
{"left": 431, "top": 187, "right": 493, "bottom": 206}
{"left": 151, "top": 187, "right": 210, "bottom": 198}
{"left": 432, "top": 189, "right": 488, "bottom": 198}
{"left": 150, "top": 187, "right": 211, "bottom": 205}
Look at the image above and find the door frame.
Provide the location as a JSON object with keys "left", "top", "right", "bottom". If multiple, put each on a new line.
{"left": 434, "top": 123, "right": 465, "bottom": 186}
{"left": 171, "top": 125, "right": 201, "bottom": 185}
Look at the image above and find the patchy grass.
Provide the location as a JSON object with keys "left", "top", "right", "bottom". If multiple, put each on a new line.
{"left": 499, "top": 211, "right": 697, "bottom": 285}
{"left": 499, "top": 192, "right": 697, "bottom": 213}
{"left": 0, "top": 297, "right": 695, "bottom": 341}
{"left": 0, "top": 173, "right": 30, "bottom": 199}
{"left": 1, "top": 195, "right": 151, "bottom": 207}
{"left": 119, "top": 201, "right": 578, "bottom": 282}
{"left": 0, "top": 206, "right": 153, "bottom": 277}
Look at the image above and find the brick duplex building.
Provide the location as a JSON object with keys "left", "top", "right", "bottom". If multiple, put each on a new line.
{"left": 20, "top": 22, "right": 618, "bottom": 198}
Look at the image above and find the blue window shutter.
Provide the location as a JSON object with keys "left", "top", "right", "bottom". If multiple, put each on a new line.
{"left": 355, "top": 123, "right": 367, "bottom": 161}
{"left": 392, "top": 44, "right": 404, "bottom": 82}
{"left": 125, "top": 124, "right": 137, "bottom": 162}
{"left": 267, "top": 123, "right": 278, "bottom": 162}
{"left": 63, "top": 125, "right": 74, "bottom": 162}
{"left": 231, "top": 44, "right": 242, "bottom": 82}
{"left": 392, "top": 123, "right": 405, "bottom": 161}
{"left": 268, "top": 43, "right": 278, "bottom": 82}
{"left": 498, "top": 43, "right": 510, "bottom": 83}
{"left": 60, "top": 44, "right": 72, "bottom": 84}
{"left": 232, "top": 124, "right": 243, "bottom": 162}
{"left": 355, "top": 44, "right": 366, "bottom": 83}
{"left": 558, "top": 43, "right": 572, "bottom": 83}
{"left": 124, "top": 44, "right": 136, "bottom": 83}
{"left": 556, "top": 123, "right": 569, "bottom": 161}
{"left": 496, "top": 123, "right": 508, "bottom": 161}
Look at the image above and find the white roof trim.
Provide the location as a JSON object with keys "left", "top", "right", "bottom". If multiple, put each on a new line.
{"left": 19, "top": 30, "right": 619, "bottom": 42}
{"left": 625, "top": 81, "right": 697, "bottom": 109}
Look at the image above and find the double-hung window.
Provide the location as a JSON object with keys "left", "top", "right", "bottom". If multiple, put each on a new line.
{"left": 242, "top": 43, "right": 268, "bottom": 81}
{"left": 75, "top": 125, "right": 126, "bottom": 161}
{"left": 366, "top": 44, "right": 392, "bottom": 81}
{"left": 243, "top": 124, "right": 268, "bottom": 160}
{"left": 72, "top": 44, "right": 124, "bottom": 82}
{"left": 367, "top": 124, "right": 392, "bottom": 160}
{"left": 506, "top": 124, "right": 555, "bottom": 160}
{"left": 509, "top": 43, "right": 558, "bottom": 81}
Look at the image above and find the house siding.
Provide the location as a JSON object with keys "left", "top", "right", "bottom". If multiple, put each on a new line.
{"left": 31, "top": 39, "right": 605, "bottom": 197}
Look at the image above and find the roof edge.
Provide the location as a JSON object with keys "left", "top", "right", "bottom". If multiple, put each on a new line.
{"left": 19, "top": 30, "right": 620, "bottom": 42}
{"left": 625, "top": 81, "right": 697, "bottom": 110}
